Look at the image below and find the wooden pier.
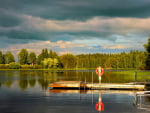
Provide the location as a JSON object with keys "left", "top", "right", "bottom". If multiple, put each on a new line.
{"left": 49, "top": 81, "right": 145, "bottom": 90}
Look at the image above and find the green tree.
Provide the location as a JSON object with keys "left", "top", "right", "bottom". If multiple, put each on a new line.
{"left": 18, "top": 49, "right": 28, "bottom": 65}
{"left": 37, "top": 48, "right": 49, "bottom": 65}
{"left": 61, "top": 53, "right": 77, "bottom": 68}
{"left": 52, "top": 51, "right": 58, "bottom": 58}
{"left": 37, "top": 54, "right": 43, "bottom": 65}
{"left": 53, "top": 58, "right": 58, "bottom": 68}
{"left": 49, "top": 49, "right": 58, "bottom": 58}
{"left": 42, "top": 58, "right": 53, "bottom": 69}
{"left": 144, "top": 37, "right": 150, "bottom": 70}
{"left": 42, "top": 48, "right": 49, "bottom": 58}
{"left": 29, "top": 52, "right": 36, "bottom": 65}
{"left": 3, "top": 51, "right": 15, "bottom": 64}
{"left": 0, "top": 51, "right": 3, "bottom": 64}
{"left": 49, "top": 49, "right": 53, "bottom": 58}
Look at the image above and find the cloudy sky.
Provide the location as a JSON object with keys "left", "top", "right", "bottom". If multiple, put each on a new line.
{"left": 0, "top": 0, "right": 149, "bottom": 55}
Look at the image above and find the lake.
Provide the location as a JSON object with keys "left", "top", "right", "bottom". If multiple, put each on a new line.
{"left": 0, "top": 70, "right": 150, "bottom": 113}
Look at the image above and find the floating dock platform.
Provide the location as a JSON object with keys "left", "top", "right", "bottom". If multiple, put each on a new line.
{"left": 49, "top": 81, "right": 145, "bottom": 90}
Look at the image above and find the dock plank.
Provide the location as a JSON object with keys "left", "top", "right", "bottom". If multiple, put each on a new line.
{"left": 49, "top": 81, "right": 145, "bottom": 90}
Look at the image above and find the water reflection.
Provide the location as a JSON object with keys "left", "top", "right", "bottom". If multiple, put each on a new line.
{"left": 1, "top": 70, "right": 150, "bottom": 113}
{"left": 95, "top": 91, "right": 104, "bottom": 112}
{"left": 49, "top": 89, "right": 105, "bottom": 112}
{"left": 48, "top": 89, "right": 150, "bottom": 112}
{"left": 5, "top": 81, "right": 13, "bottom": 88}
{"left": 0, "top": 70, "right": 150, "bottom": 91}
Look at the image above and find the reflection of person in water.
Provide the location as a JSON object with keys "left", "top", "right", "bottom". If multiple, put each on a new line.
{"left": 96, "top": 91, "right": 104, "bottom": 112}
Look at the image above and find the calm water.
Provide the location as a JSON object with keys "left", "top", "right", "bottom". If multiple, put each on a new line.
{"left": 0, "top": 70, "right": 150, "bottom": 113}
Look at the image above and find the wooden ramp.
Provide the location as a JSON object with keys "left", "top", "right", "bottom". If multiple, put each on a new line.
{"left": 49, "top": 81, "right": 145, "bottom": 90}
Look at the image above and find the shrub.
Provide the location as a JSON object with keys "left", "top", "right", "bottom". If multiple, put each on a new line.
{"left": 21, "top": 65, "right": 32, "bottom": 69}
{"left": 21, "top": 64, "right": 42, "bottom": 69}
{"left": 9, "top": 62, "right": 20, "bottom": 69}
{"left": 0, "top": 64, "right": 9, "bottom": 69}
{"left": 32, "top": 64, "right": 42, "bottom": 69}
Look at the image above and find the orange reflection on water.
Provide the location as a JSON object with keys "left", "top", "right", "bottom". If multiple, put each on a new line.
{"left": 95, "top": 91, "right": 104, "bottom": 112}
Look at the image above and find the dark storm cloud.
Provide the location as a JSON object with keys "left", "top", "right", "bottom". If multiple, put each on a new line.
{"left": 1, "top": 0, "right": 150, "bottom": 21}
{"left": 0, "top": 10, "right": 21, "bottom": 27}
{"left": 0, "top": 0, "right": 150, "bottom": 49}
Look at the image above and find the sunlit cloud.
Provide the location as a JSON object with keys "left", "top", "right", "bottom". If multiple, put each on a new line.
{"left": 23, "top": 15, "right": 150, "bottom": 34}
{"left": 103, "top": 45, "right": 126, "bottom": 49}
{"left": 59, "top": 51, "right": 72, "bottom": 55}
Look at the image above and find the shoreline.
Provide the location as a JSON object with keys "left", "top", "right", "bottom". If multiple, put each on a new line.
{"left": 0, "top": 68, "right": 137, "bottom": 71}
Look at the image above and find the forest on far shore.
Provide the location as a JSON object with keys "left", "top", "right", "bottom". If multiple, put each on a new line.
{"left": 0, "top": 38, "right": 150, "bottom": 70}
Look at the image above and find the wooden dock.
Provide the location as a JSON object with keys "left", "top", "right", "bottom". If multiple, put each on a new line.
{"left": 49, "top": 81, "right": 145, "bottom": 90}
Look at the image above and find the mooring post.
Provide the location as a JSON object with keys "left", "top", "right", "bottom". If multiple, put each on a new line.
{"left": 99, "top": 76, "right": 101, "bottom": 87}
{"left": 92, "top": 72, "right": 93, "bottom": 89}
{"left": 79, "top": 77, "right": 80, "bottom": 91}
{"left": 84, "top": 75, "right": 86, "bottom": 91}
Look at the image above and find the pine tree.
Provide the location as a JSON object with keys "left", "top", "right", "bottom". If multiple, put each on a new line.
{"left": 144, "top": 37, "right": 150, "bottom": 70}
{"left": 0, "top": 51, "right": 3, "bottom": 64}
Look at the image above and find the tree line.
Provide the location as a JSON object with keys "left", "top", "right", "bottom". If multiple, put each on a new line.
{"left": 76, "top": 51, "right": 146, "bottom": 69}
{"left": 0, "top": 48, "right": 146, "bottom": 69}
{"left": 0, "top": 48, "right": 61, "bottom": 69}
{"left": 1, "top": 37, "right": 150, "bottom": 69}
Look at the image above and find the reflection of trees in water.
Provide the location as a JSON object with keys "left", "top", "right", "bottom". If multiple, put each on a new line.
{"left": 38, "top": 71, "right": 61, "bottom": 90}
{"left": 38, "top": 79, "right": 49, "bottom": 90}
{"left": 5, "top": 81, "right": 13, "bottom": 88}
{"left": 61, "top": 71, "right": 99, "bottom": 83}
{"left": 3, "top": 71, "right": 15, "bottom": 88}
{"left": 29, "top": 79, "right": 36, "bottom": 87}
{"left": 0, "top": 70, "right": 138, "bottom": 90}
{"left": 57, "top": 71, "right": 134, "bottom": 83}
{"left": 18, "top": 71, "right": 38, "bottom": 90}
{"left": 18, "top": 80, "right": 28, "bottom": 91}
{"left": 0, "top": 82, "right": 1, "bottom": 88}
{"left": 28, "top": 71, "right": 37, "bottom": 87}
{"left": 17, "top": 71, "right": 62, "bottom": 90}
{"left": 18, "top": 71, "right": 28, "bottom": 90}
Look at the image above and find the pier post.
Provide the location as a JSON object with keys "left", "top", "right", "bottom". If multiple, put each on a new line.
{"left": 84, "top": 75, "right": 86, "bottom": 91}
{"left": 92, "top": 72, "right": 93, "bottom": 89}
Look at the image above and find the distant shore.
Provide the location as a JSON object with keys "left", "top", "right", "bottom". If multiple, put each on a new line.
{"left": 0, "top": 68, "right": 137, "bottom": 71}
